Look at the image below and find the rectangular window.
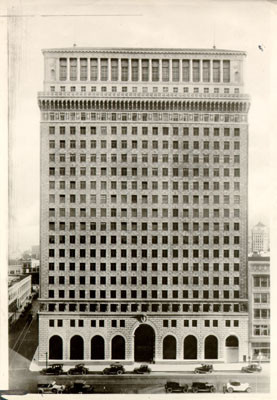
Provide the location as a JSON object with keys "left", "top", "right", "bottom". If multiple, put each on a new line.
{"left": 202, "top": 60, "right": 210, "bottom": 82}
{"left": 162, "top": 60, "right": 169, "bottom": 81}
{"left": 152, "top": 60, "right": 159, "bottom": 81}
{"left": 193, "top": 60, "right": 200, "bottom": 82}
{"left": 80, "top": 58, "right": 88, "bottom": 80}
{"left": 182, "top": 60, "right": 190, "bottom": 81}
{"left": 111, "top": 59, "right": 118, "bottom": 81}
{"left": 142, "top": 60, "right": 149, "bottom": 81}
{"left": 100, "top": 59, "right": 108, "bottom": 81}
{"left": 90, "top": 58, "right": 98, "bottom": 80}
{"left": 213, "top": 60, "right": 220, "bottom": 82}
{"left": 59, "top": 58, "right": 67, "bottom": 81}
{"left": 223, "top": 60, "right": 230, "bottom": 82}
{"left": 121, "top": 59, "right": 129, "bottom": 81}
{"left": 131, "top": 59, "right": 139, "bottom": 81}
{"left": 70, "top": 58, "right": 77, "bottom": 81}
{"left": 172, "top": 60, "right": 180, "bottom": 81}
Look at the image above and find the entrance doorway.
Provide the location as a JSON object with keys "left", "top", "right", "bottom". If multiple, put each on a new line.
{"left": 134, "top": 324, "right": 155, "bottom": 362}
{"left": 70, "top": 335, "right": 84, "bottom": 360}
{"left": 204, "top": 335, "right": 218, "bottom": 359}
{"left": 225, "top": 335, "right": 239, "bottom": 362}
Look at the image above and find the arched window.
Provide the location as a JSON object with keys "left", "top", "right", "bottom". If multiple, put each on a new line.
{"left": 70, "top": 335, "right": 84, "bottom": 360}
{"left": 112, "top": 335, "right": 125, "bottom": 360}
{"left": 91, "top": 335, "right": 105, "bottom": 360}
{"left": 49, "top": 335, "right": 63, "bottom": 360}
{"left": 163, "top": 335, "right": 176, "bottom": 359}
{"left": 183, "top": 335, "right": 197, "bottom": 359}
{"left": 205, "top": 335, "right": 218, "bottom": 359}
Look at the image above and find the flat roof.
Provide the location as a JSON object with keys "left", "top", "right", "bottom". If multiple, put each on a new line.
{"left": 248, "top": 256, "right": 270, "bottom": 262}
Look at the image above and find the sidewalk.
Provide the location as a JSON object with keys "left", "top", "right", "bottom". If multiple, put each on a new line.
{"left": 30, "top": 349, "right": 270, "bottom": 374}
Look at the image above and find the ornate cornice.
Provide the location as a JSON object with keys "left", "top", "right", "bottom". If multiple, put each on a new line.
{"left": 42, "top": 47, "right": 246, "bottom": 57}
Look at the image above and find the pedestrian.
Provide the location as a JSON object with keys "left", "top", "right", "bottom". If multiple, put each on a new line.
{"left": 223, "top": 384, "right": 227, "bottom": 394}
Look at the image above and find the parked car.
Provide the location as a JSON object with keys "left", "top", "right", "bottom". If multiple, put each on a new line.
{"left": 103, "top": 362, "right": 125, "bottom": 375}
{"left": 191, "top": 382, "right": 216, "bottom": 393}
{"left": 38, "top": 381, "right": 65, "bottom": 394}
{"left": 241, "top": 363, "right": 262, "bottom": 373}
{"left": 133, "top": 364, "right": 151, "bottom": 374}
{"left": 67, "top": 363, "right": 89, "bottom": 375}
{"left": 194, "top": 364, "right": 213, "bottom": 374}
{"left": 65, "top": 380, "right": 94, "bottom": 394}
{"left": 165, "top": 382, "right": 189, "bottom": 393}
{"left": 41, "top": 364, "right": 64, "bottom": 375}
{"left": 224, "top": 381, "right": 251, "bottom": 393}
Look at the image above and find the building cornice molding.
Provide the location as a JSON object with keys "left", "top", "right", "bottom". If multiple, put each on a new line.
{"left": 42, "top": 47, "right": 247, "bottom": 57}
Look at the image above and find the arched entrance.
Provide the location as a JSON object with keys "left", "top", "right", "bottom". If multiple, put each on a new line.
{"left": 184, "top": 335, "right": 197, "bottom": 359}
{"left": 134, "top": 324, "right": 155, "bottom": 362}
{"left": 70, "top": 335, "right": 84, "bottom": 360}
{"left": 205, "top": 335, "right": 218, "bottom": 359}
{"left": 112, "top": 335, "right": 125, "bottom": 360}
{"left": 91, "top": 335, "right": 105, "bottom": 360}
{"left": 163, "top": 335, "right": 177, "bottom": 359}
{"left": 49, "top": 335, "right": 63, "bottom": 360}
{"left": 225, "top": 335, "right": 239, "bottom": 362}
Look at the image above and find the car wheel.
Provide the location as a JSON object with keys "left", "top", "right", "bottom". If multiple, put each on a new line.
{"left": 246, "top": 387, "right": 252, "bottom": 393}
{"left": 210, "top": 387, "right": 216, "bottom": 393}
{"left": 183, "top": 386, "right": 188, "bottom": 393}
{"left": 52, "top": 389, "right": 57, "bottom": 394}
{"left": 117, "top": 369, "right": 123, "bottom": 375}
{"left": 227, "top": 387, "right": 233, "bottom": 393}
{"left": 192, "top": 388, "right": 198, "bottom": 393}
{"left": 166, "top": 388, "right": 173, "bottom": 393}
{"left": 38, "top": 389, "right": 43, "bottom": 394}
{"left": 194, "top": 370, "right": 199, "bottom": 374}
{"left": 209, "top": 370, "right": 213, "bottom": 374}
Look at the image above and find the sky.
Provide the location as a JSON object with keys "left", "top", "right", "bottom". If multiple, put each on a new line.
{"left": 5, "top": 0, "right": 277, "bottom": 258}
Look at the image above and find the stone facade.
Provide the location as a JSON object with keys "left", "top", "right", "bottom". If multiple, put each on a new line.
{"left": 38, "top": 47, "right": 250, "bottom": 364}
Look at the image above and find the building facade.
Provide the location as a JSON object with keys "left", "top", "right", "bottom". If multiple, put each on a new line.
{"left": 38, "top": 48, "right": 250, "bottom": 365}
{"left": 8, "top": 275, "right": 32, "bottom": 324}
{"left": 248, "top": 255, "right": 270, "bottom": 361}
{"left": 251, "top": 222, "right": 269, "bottom": 253}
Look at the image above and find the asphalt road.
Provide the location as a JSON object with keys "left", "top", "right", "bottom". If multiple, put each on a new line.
{"left": 9, "top": 368, "right": 270, "bottom": 394}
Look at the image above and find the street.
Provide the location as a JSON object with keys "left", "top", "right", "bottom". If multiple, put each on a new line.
{"left": 8, "top": 299, "right": 270, "bottom": 394}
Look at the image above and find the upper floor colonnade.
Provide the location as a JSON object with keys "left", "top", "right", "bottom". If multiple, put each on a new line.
{"left": 54, "top": 58, "right": 234, "bottom": 84}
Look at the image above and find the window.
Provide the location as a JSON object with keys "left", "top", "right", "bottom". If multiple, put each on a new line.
{"left": 152, "top": 60, "right": 159, "bottom": 81}
{"left": 131, "top": 59, "right": 139, "bottom": 81}
{"left": 203, "top": 60, "right": 210, "bottom": 82}
{"left": 182, "top": 60, "right": 190, "bottom": 81}
{"left": 59, "top": 58, "right": 67, "bottom": 81}
{"left": 142, "top": 60, "right": 149, "bottom": 81}
{"left": 111, "top": 59, "right": 118, "bottom": 80}
{"left": 70, "top": 58, "right": 77, "bottom": 80}
{"left": 121, "top": 59, "right": 129, "bottom": 81}
{"left": 223, "top": 60, "right": 230, "bottom": 82}
{"left": 162, "top": 60, "right": 169, "bottom": 81}
{"left": 213, "top": 60, "right": 220, "bottom": 82}
{"left": 192, "top": 60, "right": 200, "bottom": 82}
{"left": 172, "top": 60, "right": 180, "bottom": 81}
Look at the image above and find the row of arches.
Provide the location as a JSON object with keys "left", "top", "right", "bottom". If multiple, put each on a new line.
{"left": 39, "top": 99, "right": 249, "bottom": 113}
{"left": 49, "top": 330, "right": 239, "bottom": 362}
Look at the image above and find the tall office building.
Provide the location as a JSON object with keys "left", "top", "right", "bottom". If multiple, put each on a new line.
{"left": 38, "top": 48, "right": 250, "bottom": 365}
{"left": 251, "top": 222, "right": 269, "bottom": 253}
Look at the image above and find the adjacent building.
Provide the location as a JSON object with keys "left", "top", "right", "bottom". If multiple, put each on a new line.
{"left": 38, "top": 47, "right": 250, "bottom": 365}
{"left": 250, "top": 222, "right": 269, "bottom": 254}
{"left": 8, "top": 275, "right": 32, "bottom": 324}
{"left": 248, "top": 255, "right": 270, "bottom": 361}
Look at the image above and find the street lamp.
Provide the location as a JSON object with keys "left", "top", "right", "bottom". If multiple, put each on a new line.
{"left": 45, "top": 352, "right": 48, "bottom": 369}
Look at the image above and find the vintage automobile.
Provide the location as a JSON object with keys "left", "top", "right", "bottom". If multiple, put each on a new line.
{"left": 165, "top": 382, "right": 189, "bottom": 393}
{"left": 241, "top": 363, "right": 262, "bottom": 373}
{"left": 40, "top": 364, "right": 64, "bottom": 375}
{"left": 194, "top": 364, "right": 213, "bottom": 374}
{"left": 191, "top": 382, "right": 216, "bottom": 393}
{"left": 103, "top": 362, "right": 125, "bottom": 375}
{"left": 64, "top": 380, "right": 94, "bottom": 394}
{"left": 224, "top": 381, "right": 252, "bottom": 393}
{"left": 133, "top": 364, "right": 151, "bottom": 374}
{"left": 38, "top": 381, "right": 65, "bottom": 394}
{"left": 67, "top": 363, "right": 89, "bottom": 375}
